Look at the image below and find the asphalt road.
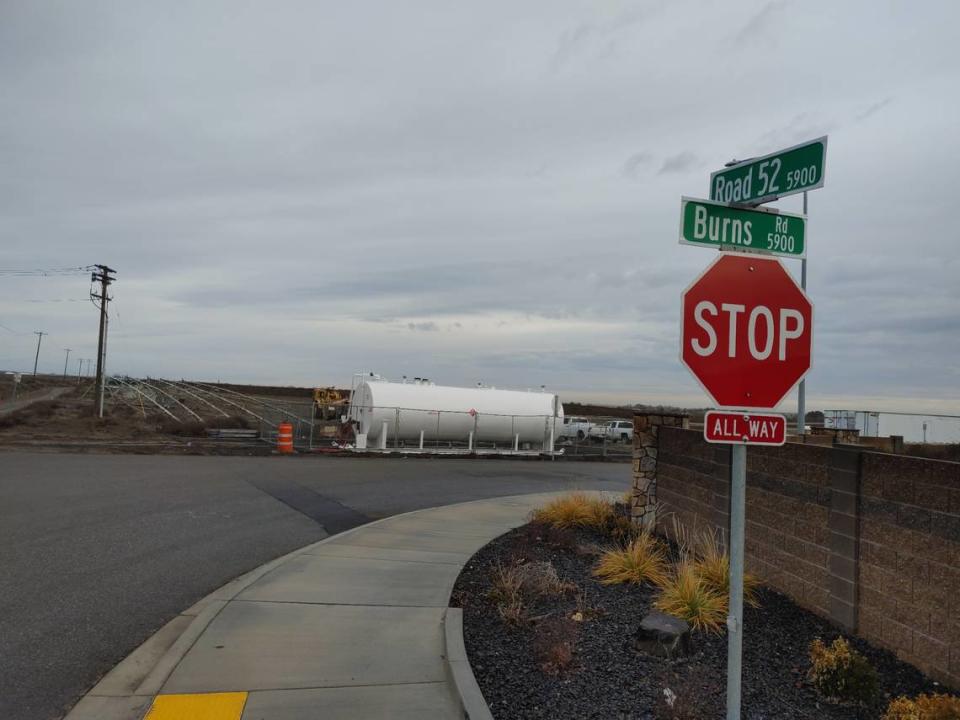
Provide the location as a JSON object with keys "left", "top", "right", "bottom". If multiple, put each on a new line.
{"left": 0, "top": 452, "right": 628, "bottom": 720}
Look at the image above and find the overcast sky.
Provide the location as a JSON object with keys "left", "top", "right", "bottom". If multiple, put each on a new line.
{"left": 2, "top": 1, "right": 958, "bottom": 412}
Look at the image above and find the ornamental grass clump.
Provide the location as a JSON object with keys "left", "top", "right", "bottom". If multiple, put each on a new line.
{"left": 693, "top": 531, "right": 761, "bottom": 608}
{"left": 592, "top": 532, "right": 669, "bottom": 586}
{"left": 654, "top": 561, "right": 727, "bottom": 634}
{"left": 532, "top": 492, "right": 615, "bottom": 530}
{"left": 883, "top": 693, "right": 960, "bottom": 720}
{"left": 808, "top": 637, "right": 880, "bottom": 706}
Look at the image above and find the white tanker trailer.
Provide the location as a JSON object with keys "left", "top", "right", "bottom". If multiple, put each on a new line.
{"left": 346, "top": 378, "right": 563, "bottom": 448}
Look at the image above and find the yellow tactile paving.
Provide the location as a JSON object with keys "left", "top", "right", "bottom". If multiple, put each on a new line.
{"left": 144, "top": 692, "right": 248, "bottom": 720}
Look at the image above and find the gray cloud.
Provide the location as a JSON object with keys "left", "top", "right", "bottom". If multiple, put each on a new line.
{"left": 731, "top": 1, "right": 791, "bottom": 45}
{"left": 549, "top": 5, "right": 657, "bottom": 72}
{"left": 658, "top": 152, "right": 700, "bottom": 175}
{"left": 622, "top": 151, "right": 653, "bottom": 178}
{"left": 855, "top": 97, "right": 894, "bottom": 122}
{"left": 407, "top": 321, "right": 440, "bottom": 332}
{"left": 1, "top": 1, "right": 959, "bottom": 413}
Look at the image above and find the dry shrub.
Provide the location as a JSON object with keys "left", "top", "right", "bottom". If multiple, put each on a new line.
{"left": 159, "top": 418, "right": 207, "bottom": 436}
{"left": 0, "top": 399, "right": 62, "bottom": 428}
{"left": 593, "top": 532, "right": 668, "bottom": 586}
{"left": 693, "top": 530, "right": 760, "bottom": 608}
{"left": 489, "top": 562, "right": 524, "bottom": 603}
{"left": 532, "top": 617, "right": 578, "bottom": 675}
{"left": 518, "top": 561, "right": 576, "bottom": 597}
{"left": 497, "top": 595, "right": 527, "bottom": 625}
{"left": 488, "top": 560, "right": 574, "bottom": 626}
{"left": 884, "top": 693, "right": 960, "bottom": 719}
{"left": 654, "top": 561, "right": 727, "bottom": 634}
{"left": 489, "top": 562, "right": 526, "bottom": 625}
{"left": 808, "top": 637, "right": 879, "bottom": 706}
{"left": 572, "top": 586, "right": 604, "bottom": 622}
{"left": 531, "top": 492, "right": 614, "bottom": 530}
{"left": 597, "top": 513, "right": 641, "bottom": 545}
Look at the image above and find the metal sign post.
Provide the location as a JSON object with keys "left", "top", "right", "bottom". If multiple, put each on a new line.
{"left": 727, "top": 442, "right": 746, "bottom": 720}
{"left": 702, "top": 409, "right": 785, "bottom": 719}
{"left": 797, "top": 191, "right": 809, "bottom": 434}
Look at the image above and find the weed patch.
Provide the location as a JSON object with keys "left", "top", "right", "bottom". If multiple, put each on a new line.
{"left": 532, "top": 616, "right": 578, "bottom": 675}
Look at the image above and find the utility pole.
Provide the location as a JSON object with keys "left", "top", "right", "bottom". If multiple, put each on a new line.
{"left": 797, "top": 190, "right": 808, "bottom": 435}
{"left": 33, "top": 331, "right": 47, "bottom": 375}
{"left": 63, "top": 348, "right": 72, "bottom": 379}
{"left": 90, "top": 264, "right": 116, "bottom": 417}
{"left": 76, "top": 357, "right": 83, "bottom": 384}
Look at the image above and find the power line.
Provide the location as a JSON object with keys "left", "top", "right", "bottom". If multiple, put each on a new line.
{"left": 0, "top": 266, "right": 93, "bottom": 277}
{"left": 24, "top": 298, "right": 90, "bottom": 303}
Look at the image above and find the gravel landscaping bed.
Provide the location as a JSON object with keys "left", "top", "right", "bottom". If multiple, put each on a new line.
{"left": 450, "top": 515, "right": 943, "bottom": 719}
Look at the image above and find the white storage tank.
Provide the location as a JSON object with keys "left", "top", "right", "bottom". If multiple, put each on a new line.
{"left": 347, "top": 379, "right": 563, "bottom": 446}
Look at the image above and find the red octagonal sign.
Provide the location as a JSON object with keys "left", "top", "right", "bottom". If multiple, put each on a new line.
{"left": 681, "top": 253, "right": 813, "bottom": 410}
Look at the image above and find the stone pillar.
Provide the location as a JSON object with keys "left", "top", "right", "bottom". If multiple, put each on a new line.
{"left": 632, "top": 414, "right": 690, "bottom": 529}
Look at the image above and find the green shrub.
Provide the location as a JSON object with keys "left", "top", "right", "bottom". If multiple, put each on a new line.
{"left": 808, "top": 637, "right": 879, "bottom": 706}
{"left": 883, "top": 693, "right": 960, "bottom": 719}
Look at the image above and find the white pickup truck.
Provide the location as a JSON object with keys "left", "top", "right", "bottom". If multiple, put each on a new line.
{"left": 559, "top": 416, "right": 594, "bottom": 441}
{"left": 589, "top": 419, "right": 634, "bottom": 443}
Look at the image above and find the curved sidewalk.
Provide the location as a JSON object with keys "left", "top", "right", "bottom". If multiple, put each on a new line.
{"left": 66, "top": 491, "right": 570, "bottom": 720}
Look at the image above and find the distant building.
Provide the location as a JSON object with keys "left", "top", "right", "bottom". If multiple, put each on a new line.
{"left": 823, "top": 410, "right": 960, "bottom": 444}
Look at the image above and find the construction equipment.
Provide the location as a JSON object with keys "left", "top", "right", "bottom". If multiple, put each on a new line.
{"left": 313, "top": 387, "right": 348, "bottom": 422}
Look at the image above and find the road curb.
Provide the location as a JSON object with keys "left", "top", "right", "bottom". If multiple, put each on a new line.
{"left": 443, "top": 608, "right": 495, "bottom": 720}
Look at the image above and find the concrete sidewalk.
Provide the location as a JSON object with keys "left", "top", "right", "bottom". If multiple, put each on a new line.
{"left": 66, "top": 492, "right": 570, "bottom": 720}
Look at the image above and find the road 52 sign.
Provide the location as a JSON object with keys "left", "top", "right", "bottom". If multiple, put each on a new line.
{"left": 709, "top": 136, "right": 827, "bottom": 205}
{"left": 681, "top": 254, "right": 813, "bottom": 409}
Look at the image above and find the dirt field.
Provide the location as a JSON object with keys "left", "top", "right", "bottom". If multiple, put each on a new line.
{"left": 0, "top": 377, "right": 300, "bottom": 454}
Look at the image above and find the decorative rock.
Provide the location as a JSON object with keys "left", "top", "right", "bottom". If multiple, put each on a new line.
{"left": 632, "top": 611, "right": 693, "bottom": 658}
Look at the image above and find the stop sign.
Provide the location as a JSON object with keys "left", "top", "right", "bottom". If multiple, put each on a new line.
{"left": 681, "top": 253, "right": 813, "bottom": 409}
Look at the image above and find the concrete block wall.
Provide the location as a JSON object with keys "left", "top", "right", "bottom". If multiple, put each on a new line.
{"left": 634, "top": 417, "right": 960, "bottom": 689}
{"left": 856, "top": 452, "right": 960, "bottom": 685}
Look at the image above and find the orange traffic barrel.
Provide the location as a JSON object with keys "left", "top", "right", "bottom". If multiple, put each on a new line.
{"left": 276, "top": 422, "right": 294, "bottom": 454}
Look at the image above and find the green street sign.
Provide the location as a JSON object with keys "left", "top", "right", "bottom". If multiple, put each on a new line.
{"left": 679, "top": 196, "right": 806, "bottom": 258}
{"left": 709, "top": 136, "right": 827, "bottom": 205}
